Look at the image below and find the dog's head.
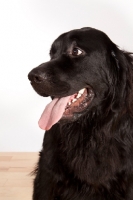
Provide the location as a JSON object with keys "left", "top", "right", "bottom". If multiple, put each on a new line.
{"left": 28, "top": 27, "right": 133, "bottom": 130}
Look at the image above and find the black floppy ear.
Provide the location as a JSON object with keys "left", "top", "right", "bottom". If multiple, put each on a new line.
{"left": 110, "top": 49, "right": 129, "bottom": 112}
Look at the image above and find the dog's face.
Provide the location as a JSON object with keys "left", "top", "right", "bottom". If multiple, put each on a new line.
{"left": 28, "top": 27, "right": 119, "bottom": 129}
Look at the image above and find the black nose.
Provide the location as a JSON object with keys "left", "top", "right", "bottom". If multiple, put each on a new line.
{"left": 28, "top": 70, "right": 46, "bottom": 83}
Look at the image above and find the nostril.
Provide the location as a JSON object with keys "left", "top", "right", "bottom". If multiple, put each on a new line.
{"left": 34, "top": 75, "right": 44, "bottom": 83}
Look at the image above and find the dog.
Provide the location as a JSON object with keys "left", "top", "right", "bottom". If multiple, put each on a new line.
{"left": 28, "top": 27, "right": 133, "bottom": 200}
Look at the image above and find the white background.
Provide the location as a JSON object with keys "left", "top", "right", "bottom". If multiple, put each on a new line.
{"left": 0, "top": 0, "right": 133, "bottom": 151}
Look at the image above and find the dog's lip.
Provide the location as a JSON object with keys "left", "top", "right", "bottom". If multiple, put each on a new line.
{"left": 62, "top": 87, "right": 94, "bottom": 117}
{"left": 51, "top": 86, "right": 94, "bottom": 99}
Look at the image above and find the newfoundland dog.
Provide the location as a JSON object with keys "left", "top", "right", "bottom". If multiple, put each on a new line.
{"left": 28, "top": 27, "right": 133, "bottom": 200}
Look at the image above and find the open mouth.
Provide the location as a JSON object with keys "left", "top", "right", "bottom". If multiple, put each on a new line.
{"left": 38, "top": 87, "right": 94, "bottom": 130}
{"left": 63, "top": 88, "right": 94, "bottom": 117}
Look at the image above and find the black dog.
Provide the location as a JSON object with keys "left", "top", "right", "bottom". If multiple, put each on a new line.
{"left": 28, "top": 27, "right": 133, "bottom": 200}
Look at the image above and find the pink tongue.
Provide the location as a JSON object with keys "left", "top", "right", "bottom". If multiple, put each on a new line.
{"left": 38, "top": 96, "right": 71, "bottom": 130}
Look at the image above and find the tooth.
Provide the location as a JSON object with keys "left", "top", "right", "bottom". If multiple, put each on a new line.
{"left": 68, "top": 102, "right": 71, "bottom": 105}
{"left": 72, "top": 99, "right": 77, "bottom": 103}
{"left": 77, "top": 93, "right": 81, "bottom": 98}
{"left": 79, "top": 88, "right": 85, "bottom": 94}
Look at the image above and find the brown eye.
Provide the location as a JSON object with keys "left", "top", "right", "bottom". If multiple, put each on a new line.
{"left": 72, "top": 48, "right": 83, "bottom": 56}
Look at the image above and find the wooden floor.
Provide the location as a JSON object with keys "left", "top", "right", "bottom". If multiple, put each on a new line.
{"left": 0, "top": 152, "right": 38, "bottom": 200}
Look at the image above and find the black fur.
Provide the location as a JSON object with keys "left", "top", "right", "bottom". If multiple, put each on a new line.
{"left": 28, "top": 27, "right": 133, "bottom": 200}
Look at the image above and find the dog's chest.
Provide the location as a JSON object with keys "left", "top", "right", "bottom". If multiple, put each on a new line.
{"left": 59, "top": 125, "right": 121, "bottom": 185}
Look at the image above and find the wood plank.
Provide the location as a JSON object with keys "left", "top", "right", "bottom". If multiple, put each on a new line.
{"left": 0, "top": 153, "right": 38, "bottom": 200}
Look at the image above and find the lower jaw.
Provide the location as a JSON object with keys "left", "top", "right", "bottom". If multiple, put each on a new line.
{"left": 60, "top": 108, "right": 89, "bottom": 123}
{"left": 59, "top": 113, "right": 82, "bottom": 125}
